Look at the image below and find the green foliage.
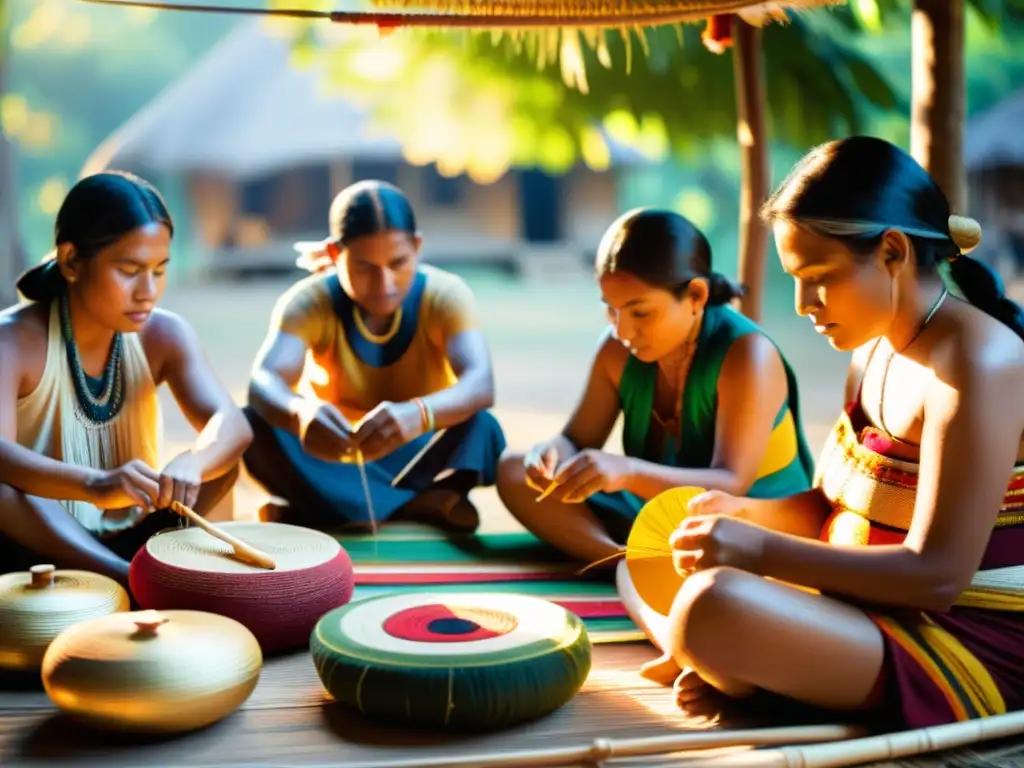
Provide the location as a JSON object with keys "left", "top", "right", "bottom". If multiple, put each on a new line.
{"left": 288, "top": 0, "right": 1024, "bottom": 181}
{"left": 4, "top": 0, "right": 236, "bottom": 258}
{"left": 309, "top": 10, "right": 900, "bottom": 180}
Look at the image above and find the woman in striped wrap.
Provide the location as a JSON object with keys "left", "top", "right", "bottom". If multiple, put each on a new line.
{"left": 648, "top": 136, "right": 1024, "bottom": 729}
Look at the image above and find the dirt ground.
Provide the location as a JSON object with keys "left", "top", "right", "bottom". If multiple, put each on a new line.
{"left": 156, "top": 266, "right": 1024, "bottom": 529}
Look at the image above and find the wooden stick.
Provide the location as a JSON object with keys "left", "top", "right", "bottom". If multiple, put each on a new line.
{"left": 332, "top": 723, "right": 864, "bottom": 768}
{"left": 534, "top": 479, "right": 560, "bottom": 503}
{"left": 170, "top": 501, "right": 277, "bottom": 570}
{"left": 690, "top": 709, "right": 1024, "bottom": 767}
{"left": 390, "top": 429, "right": 448, "bottom": 488}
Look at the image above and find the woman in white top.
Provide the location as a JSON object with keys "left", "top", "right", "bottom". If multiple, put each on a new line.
{"left": 0, "top": 171, "right": 252, "bottom": 586}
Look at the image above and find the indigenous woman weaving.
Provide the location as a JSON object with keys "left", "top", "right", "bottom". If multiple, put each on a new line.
{"left": 496, "top": 209, "right": 815, "bottom": 566}
{"left": 243, "top": 180, "right": 505, "bottom": 532}
{"left": 0, "top": 172, "right": 253, "bottom": 586}
{"left": 641, "top": 136, "right": 1024, "bottom": 730}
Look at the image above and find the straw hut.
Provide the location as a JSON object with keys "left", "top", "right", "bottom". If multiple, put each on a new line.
{"left": 83, "top": 20, "right": 647, "bottom": 281}
{"left": 964, "top": 86, "right": 1024, "bottom": 276}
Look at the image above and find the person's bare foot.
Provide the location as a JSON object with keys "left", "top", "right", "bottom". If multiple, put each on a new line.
{"left": 258, "top": 501, "right": 287, "bottom": 523}
{"left": 394, "top": 489, "right": 480, "bottom": 533}
{"left": 674, "top": 667, "right": 756, "bottom": 715}
{"left": 639, "top": 653, "right": 682, "bottom": 687}
{"left": 674, "top": 667, "right": 714, "bottom": 708}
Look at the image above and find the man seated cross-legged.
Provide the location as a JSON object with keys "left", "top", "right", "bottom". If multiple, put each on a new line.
{"left": 243, "top": 180, "right": 506, "bottom": 533}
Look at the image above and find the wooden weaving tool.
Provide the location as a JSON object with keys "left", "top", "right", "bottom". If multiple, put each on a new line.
{"left": 390, "top": 429, "right": 448, "bottom": 488}
{"left": 169, "top": 501, "right": 277, "bottom": 570}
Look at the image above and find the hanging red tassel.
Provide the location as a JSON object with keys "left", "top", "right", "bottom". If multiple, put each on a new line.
{"left": 375, "top": 16, "right": 403, "bottom": 37}
{"left": 702, "top": 13, "right": 734, "bottom": 54}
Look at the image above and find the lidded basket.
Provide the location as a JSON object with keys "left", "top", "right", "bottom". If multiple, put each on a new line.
{"left": 0, "top": 564, "right": 129, "bottom": 671}
{"left": 42, "top": 609, "right": 263, "bottom": 732}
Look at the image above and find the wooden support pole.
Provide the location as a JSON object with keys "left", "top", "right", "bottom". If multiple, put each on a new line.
{"left": 732, "top": 17, "right": 769, "bottom": 322}
{"left": 911, "top": 0, "right": 966, "bottom": 212}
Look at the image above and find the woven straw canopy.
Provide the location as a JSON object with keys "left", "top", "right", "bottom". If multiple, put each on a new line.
{"left": 79, "top": 0, "right": 844, "bottom": 101}
{"left": 80, "top": 1, "right": 840, "bottom": 43}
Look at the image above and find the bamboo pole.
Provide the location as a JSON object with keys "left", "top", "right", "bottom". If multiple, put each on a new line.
{"left": 731, "top": 17, "right": 769, "bottom": 323}
{"left": 331, "top": 723, "right": 864, "bottom": 768}
{"left": 685, "top": 709, "right": 1024, "bottom": 767}
{"left": 910, "top": 0, "right": 965, "bottom": 213}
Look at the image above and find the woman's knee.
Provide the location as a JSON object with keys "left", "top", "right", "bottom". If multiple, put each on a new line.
{"left": 0, "top": 483, "right": 19, "bottom": 529}
{"left": 668, "top": 567, "right": 885, "bottom": 696}
{"left": 496, "top": 450, "right": 527, "bottom": 494}
{"left": 668, "top": 566, "right": 749, "bottom": 652}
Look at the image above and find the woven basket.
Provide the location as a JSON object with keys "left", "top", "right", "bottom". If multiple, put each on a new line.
{"left": 130, "top": 522, "right": 354, "bottom": 653}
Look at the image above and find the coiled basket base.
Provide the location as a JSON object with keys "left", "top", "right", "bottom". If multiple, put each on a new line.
{"left": 130, "top": 522, "right": 354, "bottom": 652}
{"left": 311, "top": 592, "right": 591, "bottom": 731}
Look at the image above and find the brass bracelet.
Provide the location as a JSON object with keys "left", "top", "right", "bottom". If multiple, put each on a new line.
{"left": 424, "top": 400, "right": 435, "bottom": 432}
{"left": 412, "top": 397, "right": 431, "bottom": 434}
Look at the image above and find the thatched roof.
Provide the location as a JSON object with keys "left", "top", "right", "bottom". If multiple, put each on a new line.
{"left": 82, "top": 19, "right": 646, "bottom": 180}
{"left": 965, "top": 87, "right": 1024, "bottom": 172}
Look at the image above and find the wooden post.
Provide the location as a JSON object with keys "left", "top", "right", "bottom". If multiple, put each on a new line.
{"left": 732, "top": 17, "right": 769, "bottom": 322}
{"left": 910, "top": 0, "right": 966, "bottom": 212}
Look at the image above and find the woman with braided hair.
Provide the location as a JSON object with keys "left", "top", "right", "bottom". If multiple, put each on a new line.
{"left": 0, "top": 172, "right": 252, "bottom": 586}
{"left": 497, "top": 208, "right": 815, "bottom": 568}
{"left": 644, "top": 136, "right": 1024, "bottom": 728}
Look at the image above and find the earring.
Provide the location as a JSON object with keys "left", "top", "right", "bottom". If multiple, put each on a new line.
{"left": 888, "top": 275, "right": 898, "bottom": 328}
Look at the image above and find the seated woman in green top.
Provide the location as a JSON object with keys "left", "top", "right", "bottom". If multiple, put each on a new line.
{"left": 497, "top": 209, "right": 815, "bottom": 568}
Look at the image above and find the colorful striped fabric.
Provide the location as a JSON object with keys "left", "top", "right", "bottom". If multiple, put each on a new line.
{"left": 336, "top": 527, "right": 645, "bottom": 643}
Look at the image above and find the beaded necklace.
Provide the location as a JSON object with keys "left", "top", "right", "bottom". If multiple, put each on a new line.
{"left": 59, "top": 287, "right": 126, "bottom": 424}
{"left": 869, "top": 287, "right": 948, "bottom": 438}
{"left": 651, "top": 313, "right": 702, "bottom": 455}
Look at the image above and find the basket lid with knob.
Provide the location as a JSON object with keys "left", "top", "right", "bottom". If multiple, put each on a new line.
{"left": 43, "top": 609, "right": 262, "bottom": 666}
{"left": 0, "top": 564, "right": 128, "bottom": 612}
{"left": 0, "top": 564, "right": 131, "bottom": 671}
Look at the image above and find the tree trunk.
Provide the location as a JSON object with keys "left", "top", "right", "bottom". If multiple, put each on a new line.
{"left": 910, "top": 0, "right": 965, "bottom": 213}
{"left": 732, "top": 18, "right": 769, "bottom": 323}
{"left": 0, "top": 7, "right": 28, "bottom": 308}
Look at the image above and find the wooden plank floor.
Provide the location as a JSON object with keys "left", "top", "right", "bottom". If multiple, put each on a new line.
{"left": 0, "top": 644, "right": 700, "bottom": 767}
{"left": 2, "top": 643, "right": 1023, "bottom": 767}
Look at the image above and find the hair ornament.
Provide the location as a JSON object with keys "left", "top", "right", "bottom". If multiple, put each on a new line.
{"left": 948, "top": 214, "right": 982, "bottom": 255}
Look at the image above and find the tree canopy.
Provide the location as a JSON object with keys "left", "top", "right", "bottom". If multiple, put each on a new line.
{"left": 289, "top": 7, "right": 900, "bottom": 182}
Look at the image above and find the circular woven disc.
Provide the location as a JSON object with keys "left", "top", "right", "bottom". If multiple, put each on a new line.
{"left": 317, "top": 592, "right": 580, "bottom": 666}
{"left": 625, "top": 486, "right": 705, "bottom": 617}
{"left": 311, "top": 592, "right": 591, "bottom": 730}
{"left": 144, "top": 522, "right": 340, "bottom": 573}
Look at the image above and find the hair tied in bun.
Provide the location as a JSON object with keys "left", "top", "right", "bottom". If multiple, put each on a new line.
{"left": 948, "top": 215, "right": 982, "bottom": 255}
